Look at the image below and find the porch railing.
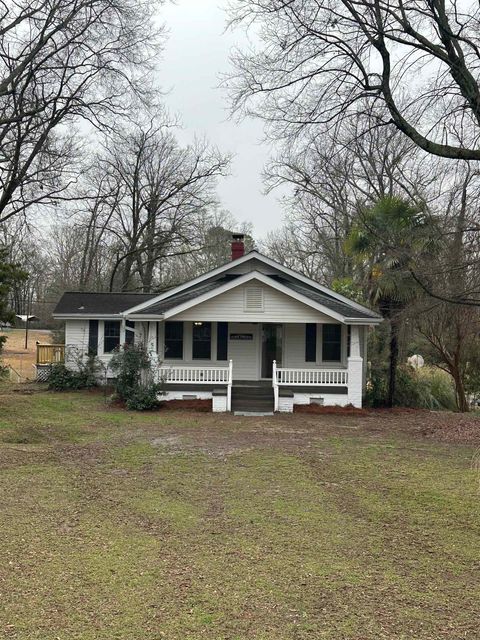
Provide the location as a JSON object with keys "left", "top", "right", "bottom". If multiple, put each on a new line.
{"left": 158, "top": 360, "right": 233, "bottom": 410}
{"left": 272, "top": 360, "right": 348, "bottom": 411}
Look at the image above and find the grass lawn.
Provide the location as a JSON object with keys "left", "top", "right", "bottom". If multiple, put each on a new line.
{"left": 0, "top": 386, "right": 479, "bottom": 639}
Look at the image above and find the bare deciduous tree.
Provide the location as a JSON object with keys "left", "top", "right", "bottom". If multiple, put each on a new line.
{"left": 228, "top": 0, "right": 480, "bottom": 159}
{"left": 0, "top": 0, "right": 164, "bottom": 224}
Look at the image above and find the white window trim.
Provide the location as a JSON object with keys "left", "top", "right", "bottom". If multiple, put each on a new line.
{"left": 317, "top": 323, "right": 347, "bottom": 366}
{"left": 160, "top": 321, "right": 226, "bottom": 364}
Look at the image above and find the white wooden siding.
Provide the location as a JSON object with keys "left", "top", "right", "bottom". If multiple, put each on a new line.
{"left": 228, "top": 322, "right": 260, "bottom": 380}
{"left": 65, "top": 320, "right": 89, "bottom": 352}
{"left": 171, "top": 280, "right": 334, "bottom": 323}
{"left": 283, "top": 323, "right": 351, "bottom": 368}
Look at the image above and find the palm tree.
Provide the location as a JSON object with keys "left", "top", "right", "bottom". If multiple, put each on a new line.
{"left": 345, "top": 196, "right": 436, "bottom": 407}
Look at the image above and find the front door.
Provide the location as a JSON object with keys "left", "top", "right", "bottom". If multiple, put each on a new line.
{"left": 261, "top": 323, "right": 283, "bottom": 378}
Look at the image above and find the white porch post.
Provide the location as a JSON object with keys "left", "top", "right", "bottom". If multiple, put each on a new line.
{"left": 272, "top": 359, "right": 279, "bottom": 412}
{"left": 227, "top": 359, "right": 233, "bottom": 412}
{"left": 147, "top": 322, "right": 158, "bottom": 380}
{"left": 347, "top": 325, "right": 363, "bottom": 408}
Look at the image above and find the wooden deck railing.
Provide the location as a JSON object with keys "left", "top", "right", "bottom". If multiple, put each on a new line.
{"left": 36, "top": 343, "right": 65, "bottom": 365}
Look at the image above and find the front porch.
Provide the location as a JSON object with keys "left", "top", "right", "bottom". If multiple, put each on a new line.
{"left": 146, "top": 320, "right": 365, "bottom": 412}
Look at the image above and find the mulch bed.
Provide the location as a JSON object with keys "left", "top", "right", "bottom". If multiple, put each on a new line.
{"left": 294, "top": 404, "right": 366, "bottom": 415}
{"left": 157, "top": 399, "right": 212, "bottom": 412}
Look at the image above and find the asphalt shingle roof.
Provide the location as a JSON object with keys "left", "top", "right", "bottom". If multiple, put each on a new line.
{"left": 54, "top": 291, "right": 158, "bottom": 315}
{"left": 269, "top": 276, "right": 380, "bottom": 319}
{"left": 134, "top": 273, "right": 379, "bottom": 320}
{"left": 135, "top": 275, "right": 240, "bottom": 315}
{"left": 53, "top": 269, "right": 379, "bottom": 321}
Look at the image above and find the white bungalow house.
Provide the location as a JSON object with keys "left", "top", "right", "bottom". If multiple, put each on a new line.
{"left": 53, "top": 236, "right": 382, "bottom": 413}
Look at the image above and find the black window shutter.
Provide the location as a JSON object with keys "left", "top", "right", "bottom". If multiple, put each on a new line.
{"left": 217, "top": 322, "right": 228, "bottom": 360}
{"left": 125, "top": 320, "right": 135, "bottom": 345}
{"left": 88, "top": 320, "right": 98, "bottom": 355}
{"left": 305, "top": 323, "right": 317, "bottom": 362}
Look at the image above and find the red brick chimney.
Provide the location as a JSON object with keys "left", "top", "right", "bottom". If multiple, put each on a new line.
{"left": 231, "top": 233, "right": 245, "bottom": 261}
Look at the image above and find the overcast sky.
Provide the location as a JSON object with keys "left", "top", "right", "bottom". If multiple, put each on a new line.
{"left": 158, "top": 0, "right": 286, "bottom": 240}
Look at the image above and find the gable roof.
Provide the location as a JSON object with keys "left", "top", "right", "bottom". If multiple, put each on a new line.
{"left": 52, "top": 251, "right": 382, "bottom": 324}
{"left": 53, "top": 291, "right": 157, "bottom": 317}
{"left": 127, "top": 271, "right": 381, "bottom": 323}
{"left": 124, "top": 250, "right": 381, "bottom": 320}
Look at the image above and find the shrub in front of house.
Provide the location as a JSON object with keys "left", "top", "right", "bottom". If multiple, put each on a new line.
{"left": 48, "top": 354, "right": 100, "bottom": 391}
{"left": 109, "top": 343, "right": 162, "bottom": 411}
{"left": 366, "top": 364, "right": 457, "bottom": 410}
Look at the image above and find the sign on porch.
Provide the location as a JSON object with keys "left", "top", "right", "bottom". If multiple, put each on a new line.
{"left": 230, "top": 333, "right": 254, "bottom": 341}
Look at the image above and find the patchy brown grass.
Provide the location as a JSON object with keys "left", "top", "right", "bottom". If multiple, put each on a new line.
{"left": 0, "top": 386, "right": 479, "bottom": 639}
{"left": 1, "top": 329, "right": 52, "bottom": 379}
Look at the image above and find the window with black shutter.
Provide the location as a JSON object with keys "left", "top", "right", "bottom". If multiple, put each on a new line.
{"left": 192, "top": 322, "right": 211, "bottom": 360}
{"left": 322, "top": 324, "right": 342, "bottom": 361}
{"left": 88, "top": 320, "right": 98, "bottom": 355}
{"left": 305, "top": 323, "right": 317, "bottom": 362}
{"left": 104, "top": 320, "right": 121, "bottom": 353}
{"left": 164, "top": 322, "right": 183, "bottom": 359}
{"left": 217, "top": 322, "right": 228, "bottom": 361}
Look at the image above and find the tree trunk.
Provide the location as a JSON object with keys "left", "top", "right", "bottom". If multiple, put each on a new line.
{"left": 387, "top": 317, "right": 399, "bottom": 408}
{"left": 450, "top": 360, "right": 470, "bottom": 412}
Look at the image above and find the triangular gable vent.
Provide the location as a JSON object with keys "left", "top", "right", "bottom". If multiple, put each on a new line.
{"left": 244, "top": 286, "right": 264, "bottom": 312}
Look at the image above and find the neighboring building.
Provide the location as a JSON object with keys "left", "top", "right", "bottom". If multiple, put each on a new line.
{"left": 53, "top": 236, "right": 382, "bottom": 413}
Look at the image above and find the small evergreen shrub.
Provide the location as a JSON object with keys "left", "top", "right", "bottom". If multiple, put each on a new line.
{"left": 109, "top": 343, "right": 161, "bottom": 411}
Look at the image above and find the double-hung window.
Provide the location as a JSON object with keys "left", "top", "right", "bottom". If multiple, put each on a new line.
{"left": 104, "top": 321, "right": 121, "bottom": 353}
{"left": 164, "top": 322, "right": 183, "bottom": 359}
{"left": 322, "top": 324, "right": 342, "bottom": 362}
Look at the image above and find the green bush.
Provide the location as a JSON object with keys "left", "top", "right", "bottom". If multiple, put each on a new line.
{"left": 366, "top": 364, "right": 457, "bottom": 410}
{"left": 365, "top": 369, "right": 389, "bottom": 408}
{"left": 109, "top": 344, "right": 161, "bottom": 411}
{"left": 47, "top": 350, "right": 102, "bottom": 391}
{"left": 123, "top": 384, "right": 160, "bottom": 411}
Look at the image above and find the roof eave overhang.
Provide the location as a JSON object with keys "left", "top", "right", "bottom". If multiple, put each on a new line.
{"left": 125, "top": 314, "right": 165, "bottom": 320}
{"left": 53, "top": 313, "right": 123, "bottom": 320}
{"left": 345, "top": 317, "right": 383, "bottom": 325}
